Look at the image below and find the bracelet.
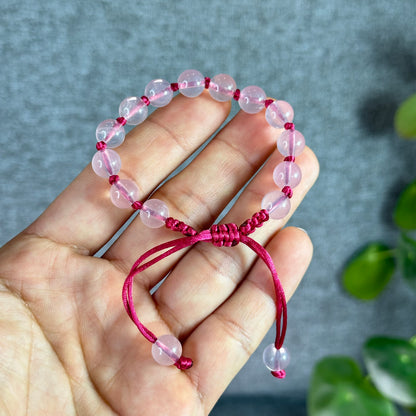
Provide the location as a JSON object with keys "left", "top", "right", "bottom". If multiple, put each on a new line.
{"left": 91, "top": 70, "right": 306, "bottom": 379}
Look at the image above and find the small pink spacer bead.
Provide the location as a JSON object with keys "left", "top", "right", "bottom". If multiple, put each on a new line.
{"left": 141, "top": 96, "right": 150, "bottom": 106}
{"left": 284, "top": 156, "right": 296, "bottom": 162}
{"left": 264, "top": 99, "right": 274, "bottom": 108}
{"left": 96, "top": 141, "right": 107, "bottom": 151}
{"left": 284, "top": 122, "right": 295, "bottom": 130}
{"left": 170, "top": 82, "right": 179, "bottom": 92}
{"left": 204, "top": 77, "right": 211, "bottom": 89}
{"left": 233, "top": 89, "right": 241, "bottom": 101}
{"left": 132, "top": 201, "right": 143, "bottom": 210}
{"left": 116, "top": 117, "right": 127, "bottom": 126}
{"left": 282, "top": 186, "right": 293, "bottom": 198}
{"left": 109, "top": 175, "right": 119, "bottom": 185}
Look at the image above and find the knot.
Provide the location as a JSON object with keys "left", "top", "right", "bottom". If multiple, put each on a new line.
{"left": 210, "top": 223, "right": 240, "bottom": 247}
{"left": 281, "top": 186, "right": 293, "bottom": 198}
{"left": 175, "top": 356, "right": 193, "bottom": 370}
{"left": 271, "top": 369, "right": 286, "bottom": 379}
{"left": 239, "top": 209, "right": 269, "bottom": 235}
{"left": 165, "top": 217, "right": 197, "bottom": 236}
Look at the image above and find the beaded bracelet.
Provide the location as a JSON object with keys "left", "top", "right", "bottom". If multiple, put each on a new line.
{"left": 91, "top": 70, "right": 306, "bottom": 379}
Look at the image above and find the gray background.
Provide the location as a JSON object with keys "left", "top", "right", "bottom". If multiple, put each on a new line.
{"left": 1, "top": 0, "right": 416, "bottom": 414}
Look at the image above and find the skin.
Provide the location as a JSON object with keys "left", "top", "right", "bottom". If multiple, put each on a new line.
{"left": 0, "top": 91, "right": 319, "bottom": 415}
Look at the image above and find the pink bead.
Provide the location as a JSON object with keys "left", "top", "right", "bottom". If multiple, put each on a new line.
{"left": 152, "top": 334, "right": 182, "bottom": 366}
{"left": 91, "top": 149, "right": 121, "bottom": 178}
{"left": 110, "top": 179, "right": 139, "bottom": 209}
{"left": 178, "top": 69, "right": 205, "bottom": 98}
{"left": 277, "top": 129, "right": 305, "bottom": 157}
{"left": 208, "top": 74, "right": 236, "bottom": 102}
{"left": 144, "top": 79, "right": 173, "bottom": 107}
{"left": 265, "top": 100, "right": 294, "bottom": 129}
{"left": 238, "top": 85, "right": 267, "bottom": 114}
{"left": 119, "top": 97, "right": 148, "bottom": 125}
{"left": 273, "top": 161, "right": 302, "bottom": 189}
{"left": 140, "top": 199, "right": 169, "bottom": 228}
{"left": 261, "top": 190, "right": 291, "bottom": 219}
{"left": 263, "top": 345, "right": 290, "bottom": 371}
{"left": 96, "top": 119, "right": 126, "bottom": 148}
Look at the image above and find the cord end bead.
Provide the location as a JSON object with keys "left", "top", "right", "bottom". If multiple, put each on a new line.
{"left": 271, "top": 369, "right": 286, "bottom": 379}
{"left": 175, "top": 356, "right": 193, "bottom": 370}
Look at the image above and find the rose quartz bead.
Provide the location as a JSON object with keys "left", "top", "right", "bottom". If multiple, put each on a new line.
{"left": 140, "top": 199, "right": 169, "bottom": 228}
{"left": 144, "top": 79, "right": 173, "bottom": 107}
{"left": 209, "top": 74, "right": 236, "bottom": 102}
{"left": 273, "top": 161, "right": 302, "bottom": 189}
{"left": 110, "top": 179, "right": 139, "bottom": 209}
{"left": 277, "top": 130, "right": 305, "bottom": 157}
{"left": 238, "top": 86, "right": 267, "bottom": 114}
{"left": 96, "top": 119, "right": 125, "bottom": 148}
{"left": 178, "top": 69, "right": 205, "bottom": 98}
{"left": 261, "top": 190, "right": 291, "bottom": 219}
{"left": 152, "top": 334, "right": 182, "bottom": 366}
{"left": 119, "top": 97, "right": 148, "bottom": 125}
{"left": 263, "top": 345, "right": 290, "bottom": 371}
{"left": 91, "top": 149, "right": 121, "bottom": 178}
{"left": 265, "top": 100, "right": 294, "bottom": 128}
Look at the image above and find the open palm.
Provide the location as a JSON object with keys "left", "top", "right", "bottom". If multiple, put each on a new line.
{"left": 0, "top": 92, "right": 318, "bottom": 415}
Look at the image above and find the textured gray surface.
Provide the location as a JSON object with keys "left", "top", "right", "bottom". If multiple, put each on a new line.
{"left": 1, "top": 0, "right": 416, "bottom": 413}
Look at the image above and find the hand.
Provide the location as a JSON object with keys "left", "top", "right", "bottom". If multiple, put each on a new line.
{"left": 0, "top": 92, "right": 319, "bottom": 415}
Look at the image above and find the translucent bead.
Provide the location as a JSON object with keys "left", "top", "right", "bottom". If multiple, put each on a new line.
{"left": 273, "top": 161, "right": 302, "bottom": 189}
{"left": 277, "top": 130, "right": 305, "bottom": 157}
{"left": 96, "top": 119, "right": 125, "bottom": 148}
{"left": 265, "top": 100, "right": 294, "bottom": 128}
{"left": 178, "top": 69, "right": 205, "bottom": 98}
{"left": 152, "top": 334, "right": 182, "bottom": 366}
{"left": 261, "top": 190, "right": 291, "bottom": 219}
{"left": 119, "top": 97, "right": 148, "bottom": 125}
{"left": 110, "top": 179, "right": 139, "bottom": 209}
{"left": 209, "top": 73, "right": 236, "bottom": 102}
{"left": 144, "top": 79, "right": 173, "bottom": 107}
{"left": 263, "top": 345, "right": 290, "bottom": 371}
{"left": 91, "top": 149, "right": 121, "bottom": 178}
{"left": 140, "top": 199, "right": 169, "bottom": 228}
{"left": 238, "top": 86, "right": 267, "bottom": 114}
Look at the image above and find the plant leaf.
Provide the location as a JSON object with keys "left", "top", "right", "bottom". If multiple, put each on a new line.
{"left": 364, "top": 337, "right": 416, "bottom": 407}
{"left": 308, "top": 356, "right": 397, "bottom": 416}
{"left": 342, "top": 243, "right": 395, "bottom": 300}
{"left": 397, "top": 233, "right": 416, "bottom": 292}
{"left": 394, "top": 180, "right": 416, "bottom": 230}
{"left": 395, "top": 93, "right": 416, "bottom": 139}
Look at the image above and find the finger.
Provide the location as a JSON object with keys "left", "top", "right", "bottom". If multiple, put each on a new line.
{"left": 153, "top": 146, "right": 318, "bottom": 337}
{"left": 104, "top": 107, "right": 281, "bottom": 274}
{"left": 24, "top": 93, "right": 231, "bottom": 254}
{"left": 185, "top": 227, "right": 314, "bottom": 412}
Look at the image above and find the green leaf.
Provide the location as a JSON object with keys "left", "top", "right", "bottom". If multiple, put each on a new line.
{"left": 394, "top": 180, "right": 416, "bottom": 230}
{"left": 308, "top": 356, "right": 397, "bottom": 416}
{"left": 364, "top": 337, "right": 416, "bottom": 407}
{"left": 395, "top": 93, "right": 416, "bottom": 139}
{"left": 342, "top": 243, "right": 396, "bottom": 300}
{"left": 397, "top": 233, "right": 416, "bottom": 292}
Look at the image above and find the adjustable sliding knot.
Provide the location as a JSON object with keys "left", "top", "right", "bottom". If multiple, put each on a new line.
{"left": 210, "top": 223, "right": 240, "bottom": 247}
{"left": 165, "top": 217, "right": 197, "bottom": 236}
{"left": 239, "top": 209, "right": 269, "bottom": 235}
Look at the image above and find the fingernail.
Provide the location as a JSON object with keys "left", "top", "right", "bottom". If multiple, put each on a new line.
{"left": 296, "top": 227, "right": 308, "bottom": 236}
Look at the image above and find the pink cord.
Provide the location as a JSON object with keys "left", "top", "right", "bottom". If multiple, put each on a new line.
{"left": 122, "top": 209, "right": 287, "bottom": 372}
